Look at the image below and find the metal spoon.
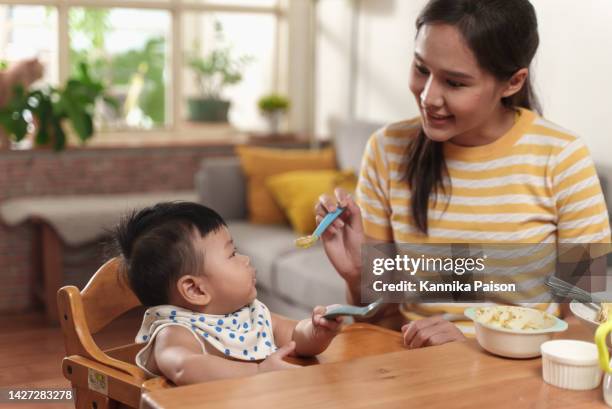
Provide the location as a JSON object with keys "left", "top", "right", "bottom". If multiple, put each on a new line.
{"left": 323, "top": 298, "right": 384, "bottom": 319}
{"left": 544, "top": 275, "right": 605, "bottom": 307}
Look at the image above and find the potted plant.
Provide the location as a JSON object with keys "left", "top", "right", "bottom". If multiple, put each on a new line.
{"left": 0, "top": 61, "right": 117, "bottom": 151}
{"left": 258, "top": 94, "right": 290, "bottom": 135}
{"left": 187, "top": 21, "right": 252, "bottom": 123}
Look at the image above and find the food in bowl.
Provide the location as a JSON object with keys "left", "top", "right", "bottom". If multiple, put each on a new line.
{"left": 464, "top": 306, "right": 568, "bottom": 358}
{"left": 472, "top": 305, "right": 556, "bottom": 331}
{"left": 597, "top": 302, "right": 612, "bottom": 323}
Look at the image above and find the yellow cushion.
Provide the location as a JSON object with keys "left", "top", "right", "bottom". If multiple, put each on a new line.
{"left": 265, "top": 169, "right": 357, "bottom": 234}
{"left": 236, "top": 146, "right": 337, "bottom": 224}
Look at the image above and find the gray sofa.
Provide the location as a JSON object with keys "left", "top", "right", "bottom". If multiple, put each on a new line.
{"left": 195, "top": 124, "right": 612, "bottom": 319}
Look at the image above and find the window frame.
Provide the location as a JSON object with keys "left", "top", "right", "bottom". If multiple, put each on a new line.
{"left": 0, "top": 0, "right": 287, "bottom": 146}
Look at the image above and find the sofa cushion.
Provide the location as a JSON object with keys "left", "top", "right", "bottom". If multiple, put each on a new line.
{"left": 236, "top": 146, "right": 337, "bottom": 224}
{"left": 273, "top": 243, "right": 346, "bottom": 308}
{"left": 332, "top": 119, "right": 384, "bottom": 174}
{"left": 227, "top": 221, "right": 298, "bottom": 290}
{"left": 195, "top": 157, "right": 246, "bottom": 220}
{"left": 265, "top": 169, "right": 357, "bottom": 234}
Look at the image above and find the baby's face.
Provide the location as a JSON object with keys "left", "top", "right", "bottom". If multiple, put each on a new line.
{"left": 196, "top": 226, "right": 257, "bottom": 314}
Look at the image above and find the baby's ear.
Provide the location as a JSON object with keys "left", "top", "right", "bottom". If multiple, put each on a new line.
{"left": 176, "top": 275, "right": 211, "bottom": 306}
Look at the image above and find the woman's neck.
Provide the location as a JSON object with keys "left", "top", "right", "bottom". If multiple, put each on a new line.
{"left": 450, "top": 106, "right": 517, "bottom": 147}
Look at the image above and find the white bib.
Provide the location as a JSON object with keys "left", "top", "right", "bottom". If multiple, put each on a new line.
{"left": 135, "top": 299, "right": 277, "bottom": 363}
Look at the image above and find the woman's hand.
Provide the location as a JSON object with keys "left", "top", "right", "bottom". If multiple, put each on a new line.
{"left": 401, "top": 316, "right": 466, "bottom": 349}
{"left": 315, "top": 188, "right": 364, "bottom": 286}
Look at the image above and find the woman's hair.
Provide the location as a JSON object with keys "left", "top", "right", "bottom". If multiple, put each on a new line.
{"left": 406, "top": 0, "right": 541, "bottom": 234}
{"left": 114, "top": 202, "right": 226, "bottom": 306}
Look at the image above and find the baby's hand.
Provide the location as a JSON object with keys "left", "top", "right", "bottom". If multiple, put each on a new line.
{"left": 312, "top": 305, "right": 343, "bottom": 334}
{"left": 257, "top": 341, "right": 300, "bottom": 374}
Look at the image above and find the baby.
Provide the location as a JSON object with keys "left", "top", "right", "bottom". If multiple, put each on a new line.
{"left": 114, "top": 201, "right": 342, "bottom": 385}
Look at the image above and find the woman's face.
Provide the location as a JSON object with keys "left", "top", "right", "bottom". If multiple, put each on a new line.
{"left": 408, "top": 23, "right": 511, "bottom": 144}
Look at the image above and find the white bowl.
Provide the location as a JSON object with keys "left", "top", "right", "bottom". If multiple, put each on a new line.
{"left": 464, "top": 306, "right": 568, "bottom": 358}
{"left": 570, "top": 295, "right": 612, "bottom": 347}
{"left": 540, "top": 339, "right": 602, "bottom": 390}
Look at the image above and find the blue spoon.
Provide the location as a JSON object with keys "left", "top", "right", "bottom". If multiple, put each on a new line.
{"left": 295, "top": 207, "right": 345, "bottom": 248}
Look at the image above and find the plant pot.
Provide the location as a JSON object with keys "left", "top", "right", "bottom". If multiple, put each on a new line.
{"left": 263, "top": 109, "right": 285, "bottom": 134}
{"left": 187, "top": 97, "right": 231, "bottom": 122}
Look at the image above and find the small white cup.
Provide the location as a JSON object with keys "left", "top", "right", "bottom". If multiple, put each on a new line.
{"left": 541, "top": 340, "right": 602, "bottom": 390}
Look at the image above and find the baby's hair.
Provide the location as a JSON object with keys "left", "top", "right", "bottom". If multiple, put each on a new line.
{"left": 114, "top": 201, "right": 226, "bottom": 306}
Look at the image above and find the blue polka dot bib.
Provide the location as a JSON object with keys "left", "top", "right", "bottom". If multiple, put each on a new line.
{"left": 135, "top": 299, "right": 277, "bottom": 361}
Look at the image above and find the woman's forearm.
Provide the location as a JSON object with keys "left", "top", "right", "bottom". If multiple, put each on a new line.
{"left": 344, "top": 274, "right": 365, "bottom": 306}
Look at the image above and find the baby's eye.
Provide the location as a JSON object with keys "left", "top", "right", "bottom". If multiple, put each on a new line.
{"left": 446, "top": 79, "right": 465, "bottom": 88}
{"left": 415, "top": 63, "right": 429, "bottom": 75}
{"left": 230, "top": 247, "right": 238, "bottom": 257}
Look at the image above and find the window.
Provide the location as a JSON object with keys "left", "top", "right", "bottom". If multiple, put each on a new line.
{"left": 0, "top": 0, "right": 285, "bottom": 144}
{"left": 70, "top": 7, "right": 171, "bottom": 130}
{"left": 0, "top": 5, "right": 58, "bottom": 84}
{"left": 182, "top": 12, "right": 277, "bottom": 131}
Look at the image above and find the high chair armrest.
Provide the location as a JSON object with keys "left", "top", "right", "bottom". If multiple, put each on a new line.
{"left": 63, "top": 355, "right": 150, "bottom": 408}
{"left": 142, "top": 377, "right": 174, "bottom": 391}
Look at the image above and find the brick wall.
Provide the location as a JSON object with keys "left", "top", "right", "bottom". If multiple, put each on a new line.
{"left": 0, "top": 144, "right": 235, "bottom": 313}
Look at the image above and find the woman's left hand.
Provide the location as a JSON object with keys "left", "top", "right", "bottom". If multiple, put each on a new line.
{"left": 401, "top": 316, "right": 466, "bottom": 349}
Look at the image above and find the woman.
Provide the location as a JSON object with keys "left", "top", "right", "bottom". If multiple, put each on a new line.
{"left": 317, "top": 0, "right": 611, "bottom": 349}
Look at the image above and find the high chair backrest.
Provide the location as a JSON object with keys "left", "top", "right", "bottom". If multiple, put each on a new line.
{"left": 81, "top": 257, "right": 140, "bottom": 334}
{"left": 57, "top": 257, "right": 145, "bottom": 381}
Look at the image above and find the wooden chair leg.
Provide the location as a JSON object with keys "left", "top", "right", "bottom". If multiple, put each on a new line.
{"left": 41, "top": 222, "right": 63, "bottom": 325}
{"left": 74, "top": 386, "right": 120, "bottom": 409}
{"left": 31, "top": 221, "right": 43, "bottom": 310}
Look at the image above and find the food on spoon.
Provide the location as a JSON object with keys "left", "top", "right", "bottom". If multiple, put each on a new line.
{"left": 295, "top": 235, "right": 317, "bottom": 249}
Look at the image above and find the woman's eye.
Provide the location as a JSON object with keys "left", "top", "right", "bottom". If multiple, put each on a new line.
{"left": 446, "top": 79, "right": 465, "bottom": 88}
{"left": 415, "top": 64, "right": 429, "bottom": 75}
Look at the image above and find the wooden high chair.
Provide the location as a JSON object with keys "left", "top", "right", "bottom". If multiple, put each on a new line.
{"left": 57, "top": 257, "right": 172, "bottom": 409}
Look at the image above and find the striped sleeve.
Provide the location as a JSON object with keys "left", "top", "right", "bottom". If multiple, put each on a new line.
{"left": 552, "top": 136, "right": 611, "bottom": 244}
{"left": 357, "top": 132, "right": 394, "bottom": 241}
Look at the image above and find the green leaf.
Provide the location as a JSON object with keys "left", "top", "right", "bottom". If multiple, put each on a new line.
{"left": 35, "top": 124, "right": 50, "bottom": 145}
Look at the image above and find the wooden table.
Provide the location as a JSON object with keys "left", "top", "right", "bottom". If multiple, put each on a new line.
{"left": 141, "top": 320, "right": 608, "bottom": 409}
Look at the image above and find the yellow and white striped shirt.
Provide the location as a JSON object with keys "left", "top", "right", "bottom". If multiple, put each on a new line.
{"left": 357, "top": 108, "right": 611, "bottom": 335}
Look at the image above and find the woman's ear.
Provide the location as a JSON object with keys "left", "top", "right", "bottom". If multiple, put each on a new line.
{"left": 176, "top": 275, "right": 212, "bottom": 306}
{"left": 501, "top": 67, "right": 529, "bottom": 98}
